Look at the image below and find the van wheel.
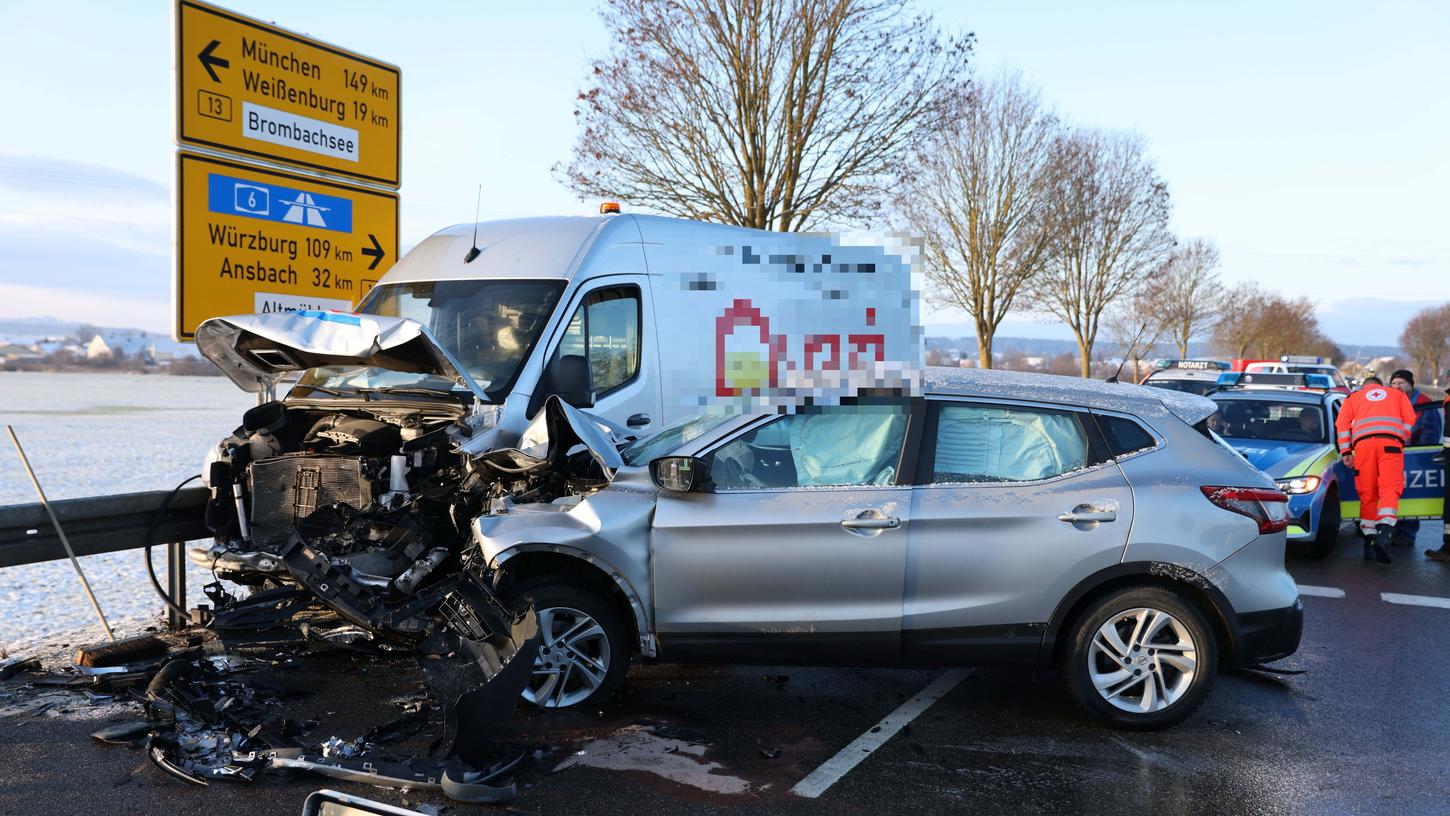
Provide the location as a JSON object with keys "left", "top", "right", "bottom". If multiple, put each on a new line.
{"left": 505, "top": 580, "right": 630, "bottom": 709}
{"left": 1063, "top": 586, "right": 1217, "bottom": 730}
{"left": 1303, "top": 489, "right": 1340, "bottom": 558}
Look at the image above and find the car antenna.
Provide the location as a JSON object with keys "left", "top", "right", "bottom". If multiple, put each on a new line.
{"left": 463, "top": 184, "right": 482, "bottom": 263}
{"left": 1106, "top": 355, "right": 1128, "bottom": 384}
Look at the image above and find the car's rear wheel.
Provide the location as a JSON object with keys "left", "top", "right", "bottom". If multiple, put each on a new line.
{"left": 504, "top": 581, "right": 630, "bottom": 709}
{"left": 1303, "top": 488, "right": 1340, "bottom": 558}
{"left": 1064, "top": 586, "right": 1217, "bottom": 730}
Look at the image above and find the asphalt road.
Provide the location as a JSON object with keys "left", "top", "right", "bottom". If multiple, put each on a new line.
{"left": 2, "top": 524, "right": 1448, "bottom": 816}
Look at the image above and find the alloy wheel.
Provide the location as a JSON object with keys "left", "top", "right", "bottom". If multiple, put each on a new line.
{"left": 1087, "top": 606, "right": 1199, "bottom": 713}
{"left": 522, "top": 605, "right": 613, "bottom": 708}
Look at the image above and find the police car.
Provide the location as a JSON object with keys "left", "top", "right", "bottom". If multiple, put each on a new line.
{"left": 1140, "top": 359, "right": 1230, "bottom": 396}
{"left": 1209, "top": 374, "right": 1445, "bottom": 556}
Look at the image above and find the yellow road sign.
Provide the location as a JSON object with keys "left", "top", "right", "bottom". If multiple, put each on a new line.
{"left": 176, "top": 0, "right": 401, "bottom": 186}
{"left": 175, "top": 152, "right": 398, "bottom": 340}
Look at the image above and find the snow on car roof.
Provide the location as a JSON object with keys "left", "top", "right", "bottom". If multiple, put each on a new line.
{"left": 924, "top": 366, "right": 1217, "bottom": 424}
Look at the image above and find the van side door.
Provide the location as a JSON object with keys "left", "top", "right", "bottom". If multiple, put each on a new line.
{"left": 535, "top": 277, "right": 661, "bottom": 433}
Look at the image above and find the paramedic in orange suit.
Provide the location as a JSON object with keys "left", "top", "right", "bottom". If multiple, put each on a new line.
{"left": 1336, "top": 376, "right": 1416, "bottom": 564}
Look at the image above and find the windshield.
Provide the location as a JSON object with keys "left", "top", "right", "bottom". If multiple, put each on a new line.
{"left": 359, "top": 280, "right": 565, "bottom": 399}
{"left": 1209, "top": 399, "right": 1328, "bottom": 443}
{"left": 620, "top": 411, "right": 739, "bottom": 466}
{"left": 1144, "top": 377, "right": 1218, "bottom": 396}
{"left": 1286, "top": 365, "right": 1346, "bottom": 386}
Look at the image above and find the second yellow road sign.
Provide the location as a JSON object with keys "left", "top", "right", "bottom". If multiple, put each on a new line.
{"left": 175, "top": 153, "right": 397, "bottom": 340}
{"left": 176, "top": 0, "right": 401, "bottom": 186}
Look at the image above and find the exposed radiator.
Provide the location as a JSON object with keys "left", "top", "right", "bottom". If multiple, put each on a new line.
{"left": 248, "top": 455, "right": 370, "bottom": 546}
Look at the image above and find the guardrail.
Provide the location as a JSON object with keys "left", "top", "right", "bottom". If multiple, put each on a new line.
{"left": 0, "top": 486, "right": 212, "bottom": 629}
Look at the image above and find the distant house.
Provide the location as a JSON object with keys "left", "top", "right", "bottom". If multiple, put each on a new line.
{"left": 85, "top": 334, "right": 114, "bottom": 359}
{"left": 0, "top": 343, "right": 42, "bottom": 364}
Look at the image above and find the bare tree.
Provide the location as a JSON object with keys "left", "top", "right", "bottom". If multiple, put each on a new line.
{"left": 1211, "top": 282, "right": 1267, "bottom": 359}
{"left": 1399, "top": 303, "right": 1450, "bottom": 387}
{"left": 1104, "top": 284, "right": 1169, "bottom": 383}
{"left": 1211, "top": 283, "right": 1339, "bottom": 361}
{"left": 1157, "top": 238, "right": 1221, "bottom": 357}
{"left": 1030, "top": 129, "right": 1175, "bottom": 377}
{"left": 897, "top": 72, "right": 1060, "bottom": 368}
{"left": 561, "top": 0, "right": 973, "bottom": 231}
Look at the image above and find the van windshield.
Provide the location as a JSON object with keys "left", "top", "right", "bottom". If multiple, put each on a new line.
{"left": 359, "top": 280, "right": 565, "bottom": 400}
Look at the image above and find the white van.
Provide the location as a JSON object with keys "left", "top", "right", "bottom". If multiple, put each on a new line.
{"left": 199, "top": 213, "right": 921, "bottom": 443}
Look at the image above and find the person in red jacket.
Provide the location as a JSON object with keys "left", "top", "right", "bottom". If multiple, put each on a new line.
{"left": 1336, "top": 376, "right": 1417, "bottom": 563}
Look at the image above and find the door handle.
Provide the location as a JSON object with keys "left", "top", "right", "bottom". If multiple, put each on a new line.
{"left": 626, "top": 413, "right": 651, "bottom": 428}
{"left": 842, "top": 515, "right": 901, "bottom": 530}
{"left": 1058, "top": 509, "right": 1117, "bottom": 523}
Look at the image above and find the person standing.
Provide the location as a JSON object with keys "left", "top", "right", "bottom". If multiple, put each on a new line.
{"left": 1388, "top": 370, "right": 1443, "bottom": 547}
{"left": 1336, "top": 376, "right": 1416, "bottom": 564}
{"left": 1427, "top": 371, "right": 1450, "bottom": 562}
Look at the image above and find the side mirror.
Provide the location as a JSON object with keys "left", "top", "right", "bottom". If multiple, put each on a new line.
{"left": 544, "top": 354, "right": 594, "bottom": 408}
{"left": 650, "top": 456, "right": 709, "bottom": 493}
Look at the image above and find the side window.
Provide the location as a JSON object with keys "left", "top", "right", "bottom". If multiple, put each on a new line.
{"left": 556, "top": 286, "right": 640, "bottom": 396}
{"left": 1098, "top": 415, "right": 1157, "bottom": 457}
{"left": 929, "top": 403, "right": 1088, "bottom": 484}
{"left": 709, "top": 403, "right": 908, "bottom": 490}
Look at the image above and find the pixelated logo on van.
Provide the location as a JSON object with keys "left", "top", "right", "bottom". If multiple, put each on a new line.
{"left": 715, "top": 298, "right": 885, "bottom": 397}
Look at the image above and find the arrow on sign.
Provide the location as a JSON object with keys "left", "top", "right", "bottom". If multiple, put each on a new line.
{"left": 198, "top": 40, "right": 229, "bottom": 83}
{"left": 361, "top": 233, "right": 386, "bottom": 271}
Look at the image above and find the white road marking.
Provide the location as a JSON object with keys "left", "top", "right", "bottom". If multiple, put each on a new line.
{"left": 790, "top": 668, "right": 970, "bottom": 799}
{"left": 1296, "top": 585, "right": 1345, "bottom": 598}
{"left": 1381, "top": 592, "right": 1450, "bottom": 610}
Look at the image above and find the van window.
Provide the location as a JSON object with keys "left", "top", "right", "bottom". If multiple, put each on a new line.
{"left": 557, "top": 287, "right": 640, "bottom": 396}
{"left": 709, "top": 403, "right": 908, "bottom": 489}
{"left": 928, "top": 403, "right": 1088, "bottom": 483}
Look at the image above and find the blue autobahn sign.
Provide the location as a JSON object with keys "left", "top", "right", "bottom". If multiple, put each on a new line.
{"left": 206, "top": 172, "right": 354, "bottom": 234}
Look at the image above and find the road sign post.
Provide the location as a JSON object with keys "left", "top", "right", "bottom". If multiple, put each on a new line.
{"left": 175, "top": 153, "right": 397, "bottom": 339}
{"left": 176, "top": 0, "right": 400, "bottom": 185}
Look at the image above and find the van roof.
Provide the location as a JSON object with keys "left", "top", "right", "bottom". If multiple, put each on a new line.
{"left": 925, "top": 366, "right": 1217, "bottom": 425}
{"left": 377, "top": 214, "right": 827, "bottom": 286}
{"left": 380, "top": 216, "right": 629, "bottom": 284}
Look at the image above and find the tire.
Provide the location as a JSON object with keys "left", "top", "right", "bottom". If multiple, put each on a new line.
{"left": 504, "top": 580, "right": 631, "bottom": 709}
{"left": 1302, "top": 489, "right": 1340, "bottom": 559}
{"left": 1063, "top": 586, "right": 1218, "bottom": 730}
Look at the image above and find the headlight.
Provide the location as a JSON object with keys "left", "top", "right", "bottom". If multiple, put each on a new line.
{"left": 1275, "top": 475, "right": 1321, "bottom": 495}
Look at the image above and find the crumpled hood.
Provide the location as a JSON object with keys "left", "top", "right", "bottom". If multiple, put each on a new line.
{"left": 1224, "top": 440, "right": 1331, "bottom": 479}
{"left": 195, "top": 311, "right": 484, "bottom": 396}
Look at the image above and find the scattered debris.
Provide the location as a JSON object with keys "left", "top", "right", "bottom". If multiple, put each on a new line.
{"left": 0, "top": 656, "right": 41, "bottom": 681}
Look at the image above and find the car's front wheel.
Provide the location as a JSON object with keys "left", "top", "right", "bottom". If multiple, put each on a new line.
{"left": 504, "top": 580, "right": 630, "bottom": 709}
{"left": 1064, "top": 586, "right": 1217, "bottom": 730}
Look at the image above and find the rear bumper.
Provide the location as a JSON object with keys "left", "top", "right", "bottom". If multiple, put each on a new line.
{"left": 1233, "top": 598, "right": 1304, "bottom": 665}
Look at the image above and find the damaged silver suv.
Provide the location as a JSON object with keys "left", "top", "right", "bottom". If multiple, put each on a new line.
{"left": 476, "top": 369, "right": 1303, "bottom": 730}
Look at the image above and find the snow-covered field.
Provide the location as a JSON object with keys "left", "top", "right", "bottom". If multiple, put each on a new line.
{"left": 0, "top": 372, "right": 253, "bottom": 651}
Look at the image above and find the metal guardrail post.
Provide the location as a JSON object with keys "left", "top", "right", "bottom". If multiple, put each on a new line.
{"left": 167, "top": 541, "right": 187, "bottom": 630}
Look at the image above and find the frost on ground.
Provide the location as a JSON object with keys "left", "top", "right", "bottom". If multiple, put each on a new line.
{"left": 555, "top": 724, "right": 752, "bottom": 794}
{"left": 0, "top": 372, "right": 252, "bottom": 647}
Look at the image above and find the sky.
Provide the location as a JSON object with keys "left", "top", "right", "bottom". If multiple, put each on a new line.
{"left": 0, "top": 0, "right": 1446, "bottom": 347}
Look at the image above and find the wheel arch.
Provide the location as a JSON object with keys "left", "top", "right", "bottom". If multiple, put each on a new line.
{"left": 1041, "top": 562, "right": 1242, "bottom": 668}
{"left": 491, "top": 545, "right": 654, "bottom": 657}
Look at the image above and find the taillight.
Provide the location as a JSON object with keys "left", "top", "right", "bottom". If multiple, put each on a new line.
{"left": 1201, "top": 486, "right": 1290, "bottom": 534}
